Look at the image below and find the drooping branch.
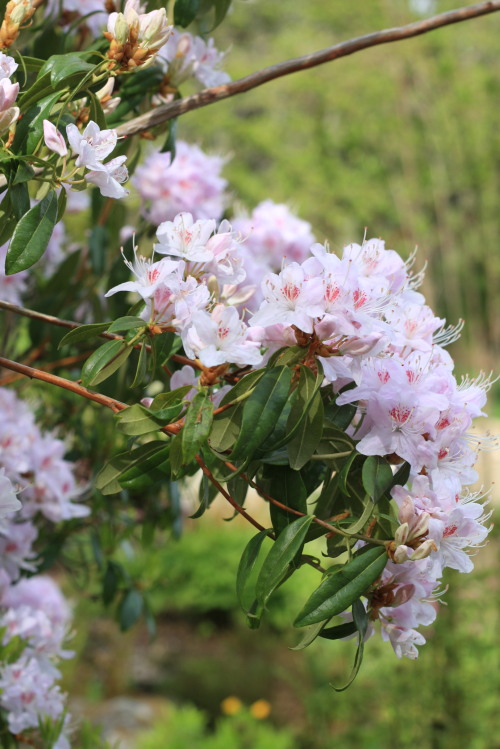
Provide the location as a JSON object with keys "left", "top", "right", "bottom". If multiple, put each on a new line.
{"left": 116, "top": 1, "right": 500, "bottom": 138}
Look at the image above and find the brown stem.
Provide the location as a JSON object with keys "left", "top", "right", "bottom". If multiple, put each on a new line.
{"left": 0, "top": 357, "right": 182, "bottom": 434}
{"left": 195, "top": 454, "right": 268, "bottom": 533}
{"left": 116, "top": 2, "right": 500, "bottom": 138}
{"left": 0, "top": 300, "right": 205, "bottom": 371}
{"left": 0, "top": 352, "right": 91, "bottom": 386}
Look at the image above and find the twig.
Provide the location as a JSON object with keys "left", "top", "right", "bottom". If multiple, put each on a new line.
{"left": 0, "top": 300, "right": 205, "bottom": 371}
{"left": 116, "top": 2, "right": 500, "bottom": 138}
{"left": 0, "top": 352, "right": 91, "bottom": 386}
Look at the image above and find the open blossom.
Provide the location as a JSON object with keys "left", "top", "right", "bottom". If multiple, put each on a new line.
{"left": 133, "top": 141, "right": 227, "bottom": 225}
{"left": 156, "top": 213, "right": 216, "bottom": 262}
{"left": 158, "top": 29, "right": 230, "bottom": 89}
{"left": 0, "top": 52, "right": 17, "bottom": 79}
{"left": 66, "top": 120, "right": 129, "bottom": 198}
{"left": 183, "top": 305, "right": 263, "bottom": 368}
{"left": 0, "top": 470, "right": 21, "bottom": 517}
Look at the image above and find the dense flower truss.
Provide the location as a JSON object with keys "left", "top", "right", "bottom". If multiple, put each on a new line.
{"left": 106, "top": 224, "right": 493, "bottom": 661}
{"left": 0, "top": 388, "right": 84, "bottom": 746}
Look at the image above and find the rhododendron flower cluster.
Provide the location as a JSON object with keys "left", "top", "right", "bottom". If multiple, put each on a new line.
{"left": 0, "top": 388, "right": 82, "bottom": 744}
{"left": 106, "top": 222, "right": 493, "bottom": 660}
{"left": 158, "top": 28, "right": 231, "bottom": 89}
{"left": 105, "top": 0, "right": 172, "bottom": 71}
{"left": 132, "top": 141, "right": 227, "bottom": 225}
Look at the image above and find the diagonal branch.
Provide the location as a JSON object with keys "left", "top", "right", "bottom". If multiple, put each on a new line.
{"left": 116, "top": 1, "right": 500, "bottom": 138}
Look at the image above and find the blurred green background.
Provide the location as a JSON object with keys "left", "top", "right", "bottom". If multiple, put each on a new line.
{"left": 62, "top": 1, "right": 500, "bottom": 747}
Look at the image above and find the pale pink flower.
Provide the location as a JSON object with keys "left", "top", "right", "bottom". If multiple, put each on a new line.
{"left": 42, "top": 120, "right": 67, "bottom": 157}
{"left": 183, "top": 305, "right": 263, "bottom": 368}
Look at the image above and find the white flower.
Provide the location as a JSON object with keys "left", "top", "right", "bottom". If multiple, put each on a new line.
{"left": 42, "top": 120, "right": 67, "bottom": 157}
{"left": 0, "top": 52, "right": 17, "bottom": 80}
{"left": 66, "top": 120, "right": 117, "bottom": 170}
{"left": 0, "top": 469, "right": 21, "bottom": 517}
{"left": 155, "top": 212, "right": 216, "bottom": 262}
{"left": 85, "top": 155, "right": 129, "bottom": 199}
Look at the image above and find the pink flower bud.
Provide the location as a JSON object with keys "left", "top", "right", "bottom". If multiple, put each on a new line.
{"left": 43, "top": 120, "right": 67, "bottom": 157}
{"left": 0, "top": 79, "right": 19, "bottom": 110}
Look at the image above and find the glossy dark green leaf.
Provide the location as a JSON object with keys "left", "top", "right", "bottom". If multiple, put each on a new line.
{"left": 256, "top": 514, "right": 313, "bottom": 610}
{"left": 291, "top": 619, "right": 329, "bottom": 651}
{"left": 319, "top": 620, "right": 358, "bottom": 641}
{"left": 58, "top": 322, "right": 110, "bottom": 349}
{"left": 331, "top": 599, "right": 368, "bottom": 691}
{"left": 294, "top": 546, "right": 388, "bottom": 627}
{"left": 230, "top": 366, "right": 293, "bottom": 461}
{"left": 130, "top": 342, "right": 148, "bottom": 388}
{"left": 115, "top": 403, "right": 177, "bottom": 436}
{"left": 119, "top": 444, "right": 170, "bottom": 490}
{"left": 264, "top": 464, "right": 307, "bottom": 537}
{"left": 81, "top": 339, "right": 132, "bottom": 387}
{"left": 10, "top": 183, "right": 30, "bottom": 220}
{"left": 362, "top": 455, "right": 394, "bottom": 503}
{"left": 287, "top": 390, "right": 324, "bottom": 470}
{"left": 119, "top": 589, "right": 144, "bottom": 631}
{"left": 236, "top": 529, "right": 271, "bottom": 613}
{"left": 18, "top": 73, "right": 53, "bottom": 112}
{"left": 6, "top": 190, "right": 58, "bottom": 274}
{"left": 182, "top": 390, "right": 214, "bottom": 464}
{"left": 39, "top": 52, "right": 94, "bottom": 87}
{"left": 95, "top": 441, "right": 166, "bottom": 495}
{"left": 174, "top": 0, "right": 200, "bottom": 27}
{"left": 107, "top": 316, "right": 146, "bottom": 333}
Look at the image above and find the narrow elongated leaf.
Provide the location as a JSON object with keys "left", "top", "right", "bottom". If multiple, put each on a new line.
{"left": 115, "top": 403, "right": 181, "bottom": 436}
{"left": 119, "top": 589, "right": 143, "bottom": 631}
{"left": 107, "top": 316, "right": 145, "bottom": 333}
{"left": 209, "top": 401, "right": 244, "bottom": 452}
{"left": 174, "top": 0, "right": 200, "bottom": 26}
{"left": 319, "top": 620, "right": 358, "bottom": 641}
{"left": 119, "top": 445, "right": 170, "bottom": 490}
{"left": 287, "top": 390, "right": 324, "bottom": 470}
{"left": 291, "top": 619, "right": 329, "bottom": 651}
{"left": 332, "top": 599, "right": 368, "bottom": 691}
{"left": 58, "top": 322, "right": 110, "bottom": 348}
{"left": 230, "top": 366, "right": 293, "bottom": 461}
{"left": 236, "top": 529, "right": 271, "bottom": 612}
{"left": 218, "top": 369, "right": 265, "bottom": 406}
{"left": 81, "top": 339, "right": 132, "bottom": 386}
{"left": 294, "top": 546, "right": 387, "bottom": 627}
{"left": 182, "top": 390, "right": 214, "bottom": 464}
{"left": 256, "top": 514, "right": 313, "bottom": 609}
{"left": 362, "top": 456, "right": 394, "bottom": 503}
{"left": 6, "top": 190, "right": 58, "bottom": 274}
{"left": 264, "top": 464, "right": 307, "bottom": 537}
{"left": 95, "top": 441, "right": 166, "bottom": 495}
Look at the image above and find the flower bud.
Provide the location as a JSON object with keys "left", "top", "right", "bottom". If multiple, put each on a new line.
{"left": 409, "top": 539, "right": 438, "bottom": 561}
{"left": 43, "top": 120, "right": 67, "bottom": 157}
{"left": 394, "top": 522, "right": 409, "bottom": 547}
{"left": 0, "top": 105, "right": 18, "bottom": 134}
{"left": 0, "top": 78, "right": 18, "bottom": 110}
{"left": 393, "top": 544, "right": 411, "bottom": 564}
{"left": 412, "top": 511, "right": 430, "bottom": 539}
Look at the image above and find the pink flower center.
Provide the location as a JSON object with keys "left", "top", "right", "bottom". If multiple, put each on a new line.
{"left": 283, "top": 283, "right": 300, "bottom": 302}
{"left": 218, "top": 326, "right": 230, "bottom": 340}
{"left": 148, "top": 268, "right": 160, "bottom": 283}
{"left": 378, "top": 370, "right": 390, "bottom": 384}
{"left": 353, "top": 289, "right": 367, "bottom": 309}
{"left": 443, "top": 524, "right": 458, "bottom": 538}
{"left": 325, "top": 283, "right": 340, "bottom": 303}
{"left": 389, "top": 406, "right": 411, "bottom": 425}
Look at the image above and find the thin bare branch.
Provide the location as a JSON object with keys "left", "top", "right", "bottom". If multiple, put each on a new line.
{"left": 117, "top": 1, "right": 500, "bottom": 138}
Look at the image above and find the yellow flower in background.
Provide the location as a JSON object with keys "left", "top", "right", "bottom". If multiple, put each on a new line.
{"left": 220, "top": 696, "right": 242, "bottom": 716}
{"left": 250, "top": 699, "right": 271, "bottom": 720}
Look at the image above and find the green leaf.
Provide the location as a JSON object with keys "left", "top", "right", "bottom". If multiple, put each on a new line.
{"left": 294, "top": 546, "right": 388, "bottom": 627}
{"left": 81, "top": 339, "right": 133, "bottom": 387}
{"left": 291, "top": 619, "right": 329, "bottom": 651}
{"left": 119, "top": 589, "right": 144, "bottom": 631}
{"left": 174, "top": 0, "right": 201, "bottom": 27}
{"left": 236, "top": 529, "right": 271, "bottom": 613}
{"left": 212, "top": 0, "right": 232, "bottom": 29}
{"left": 119, "top": 444, "right": 170, "bottom": 490}
{"left": 95, "top": 441, "right": 166, "bottom": 495}
{"left": 362, "top": 456, "right": 394, "bottom": 503}
{"left": 6, "top": 190, "right": 58, "bottom": 274}
{"left": 331, "top": 599, "right": 368, "bottom": 691}
{"left": 15, "top": 91, "right": 62, "bottom": 154}
{"left": 131, "top": 341, "right": 148, "bottom": 388}
{"left": 263, "top": 464, "right": 307, "bottom": 537}
{"left": 319, "top": 620, "right": 358, "bottom": 641}
{"left": 102, "top": 561, "right": 123, "bottom": 606}
{"left": 107, "top": 316, "right": 146, "bottom": 333}
{"left": 208, "top": 401, "right": 243, "bottom": 453}
{"left": 39, "top": 52, "right": 94, "bottom": 87}
{"left": 9, "top": 183, "right": 30, "bottom": 220}
{"left": 88, "top": 91, "right": 107, "bottom": 129}
{"left": 230, "top": 366, "right": 293, "bottom": 461}
{"left": 115, "top": 403, "right": 179, "bottom": 436}
{"left": 18, "top": 73, "right": 54, "bottom": 112}
{"left": 182, "top": 390, "right": 214, "bottom": 464}
{"left": 58, "top": 322, "right": 110, "bottom": 349}
{"left": 287, "top": 390, "right": 324, "bottom": 470}
{"left": 256, "top": 514, "right": 313, "bottom": 610}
